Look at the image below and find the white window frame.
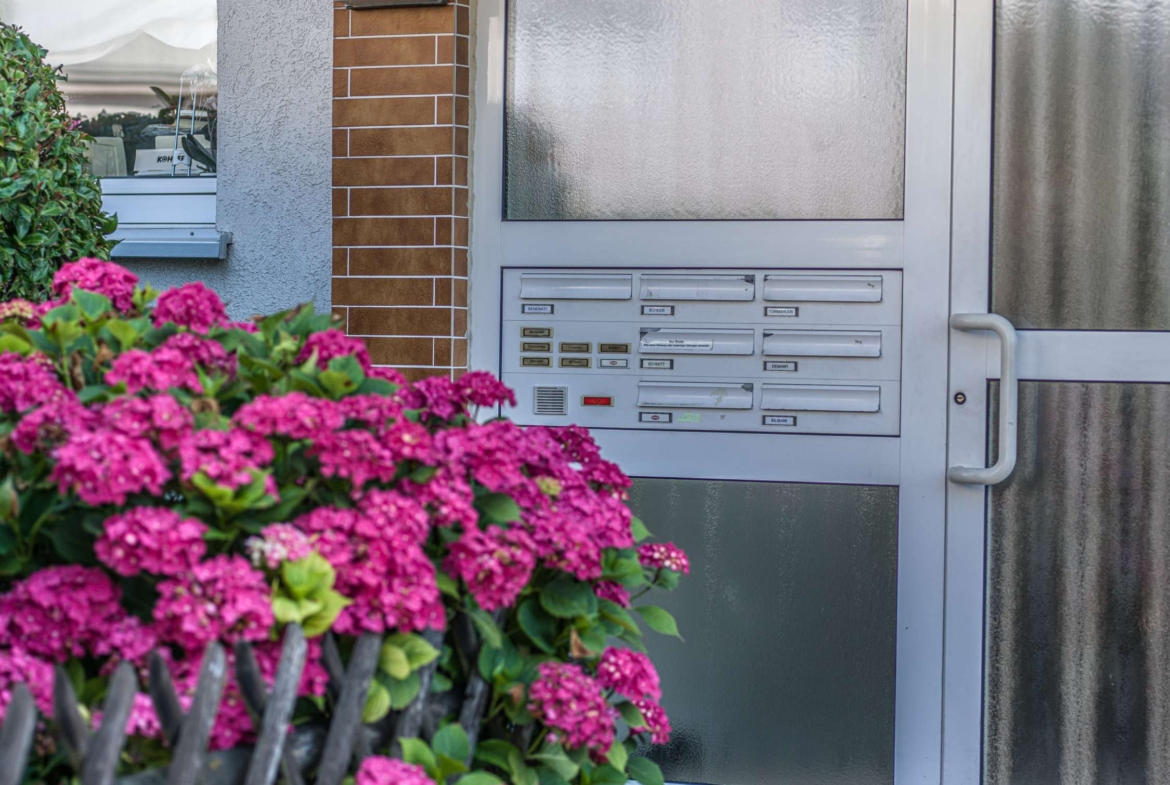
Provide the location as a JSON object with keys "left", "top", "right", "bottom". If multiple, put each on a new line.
{"left": 102, "top": 177, "right": 229, "bottom": 260}
{"left": 470, "top": 1, "right": 957, "bottom": 782}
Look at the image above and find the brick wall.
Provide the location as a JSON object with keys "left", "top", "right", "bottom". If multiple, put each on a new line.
{"left": 332, "top": 1, "right": 470, "bottom": 382}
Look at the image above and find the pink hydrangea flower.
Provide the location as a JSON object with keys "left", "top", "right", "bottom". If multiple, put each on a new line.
{"left": 0, "top": 566, "right": 127, "bottom": 661}
{"left": 631, "top": 698, "right": 672, "bottom": 745}
{"left": 246, "top": 524, "right": 313, "bottom": 569}
{"left": 597, "top": 647, "right": 662, "bottom": 702}
{"left": 527, "top": 662, "right": 615, "bottom": 753}
{"left": 51, "top": 429, "right": 171, "bottom": 506}
{"left": 637, "top": 542, "right": 690, "bottom": 575}
{"left": 93, "top": 616, "right": 159, "bottom": 669}
{"left": 93, "top": 692, "right": 163, "bottom": 739}
{"left": 445, "top": 525, "right": 537, "bottom": 611}
{"left": 9, "top": 398, "right": 95, "bottom": 454}
{"left": 457, "top": 370, "right": 517, "bottom": 408}
{"left": 295, "top": 506, "right": 444, "bottom": 634}
{"left": 406, "top": 376, "right": 463, "bottom": 421}
{"left": 338, "top": 393, "right": 403, "bottom": 429}
{"left": 0, "top": 647, "right": 54, "bottom": 715}
{"left": 368, "top": 366, "right": 407, "bottom": 385}
{"left": 594, "top": 581, "right": 631, "bottom": 608}
{"left": 101, "top": 395, "right": 194, "bottom": 452}
{"left": 52, "top": 258, "right": 139, "bottom": 312}
{"left": 0, "top": 352, "right": 70, "bottom": 413}
{"left": 309, "top": 429, "right": 397, "bottom": 490}
{"left": 357, "top": 757, "right": 434, "bottom": 785}
{"left": 178, "top": 427, "right": 275, "bottom": 490}
{"left": 95, "top": 507, "right": 207, "bottom": 577}
{"left": 163, "top": 332, "right": 236, "bottom": 376}
{"left": 154, "top": 555, "right": 274, "bottom": 649}
{"left": 153, "top": 282, "right": 228, "bottom": 332}
{"left": 358, "top": 489, "right": 431, "bottom": 542}
{"left": 297, "top": 329, "right": 372, "bottom": 372}
{"left": 402, "top": 468, "right": 478, "bottom": 529}
{"left": 234, "top": 392, "right": 345, "bottom": 440}
{"left": 107, "top": 348, "right": 203, "bottom": 394}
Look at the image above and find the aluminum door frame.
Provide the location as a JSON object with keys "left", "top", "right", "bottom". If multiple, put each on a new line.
{"left": 944, "top": 3, "right": 1170, "bottom": 782}
{"left": 471, "top": 1, "right": 957, "bottom": 782}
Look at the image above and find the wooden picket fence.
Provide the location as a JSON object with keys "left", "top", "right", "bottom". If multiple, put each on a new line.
{"left": 0, "top": 621, "right": 492, "bottom": 785}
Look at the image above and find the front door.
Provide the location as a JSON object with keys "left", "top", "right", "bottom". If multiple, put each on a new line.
{"left": 473, "top": 2, "right": 956, "bottom": 783}
{"left": 944, "top": 1, "right": 1170, "bottom": 783}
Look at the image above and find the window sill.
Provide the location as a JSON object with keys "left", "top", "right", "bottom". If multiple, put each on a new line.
{"left": 101, "top": 177, "right": 231, "bottom": 260}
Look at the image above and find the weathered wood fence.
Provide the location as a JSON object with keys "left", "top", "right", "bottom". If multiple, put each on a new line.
{"left": 0, "top": 619, "right": 496, "bottom": 785}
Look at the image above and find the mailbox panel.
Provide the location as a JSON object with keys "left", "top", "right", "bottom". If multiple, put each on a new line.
{"left": 501, "top": 268, "right": 903, "bottom": 436}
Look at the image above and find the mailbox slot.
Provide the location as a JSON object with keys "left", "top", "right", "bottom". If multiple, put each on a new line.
{"left": 763, "top": 330, "right": 881, "bottom": 358}
{"left": 520, "top": 273, "right": 633, "bottom": 300}
{"left": 640, "top": 274, "right": 755, "bottom": 301}
{"left": 640, "top": 328, "right": 755, "bottom": 355}
{"left": 637, "top": 381, "right": 755, "bottom": 409}
{"left": 761, "top": 384, "right": 881, "bottom": 413}
{"left": 763, "top": 274, "right": 883, "bottom": 303}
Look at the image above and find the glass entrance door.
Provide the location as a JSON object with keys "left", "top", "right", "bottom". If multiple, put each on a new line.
{"left": 946, "top": 1, "right": 1170, "bottom": 782}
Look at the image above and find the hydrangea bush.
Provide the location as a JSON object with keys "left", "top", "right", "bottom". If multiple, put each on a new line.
{"left": 0, "top": 260, "right": 688, "bottom": 782}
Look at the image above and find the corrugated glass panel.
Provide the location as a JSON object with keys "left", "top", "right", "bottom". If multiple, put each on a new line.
{"left": 992, "top": 1, "right": 1170, "bottom": 330}
{"left": 986, "top": 382, "right": 1170, "bottom": 783}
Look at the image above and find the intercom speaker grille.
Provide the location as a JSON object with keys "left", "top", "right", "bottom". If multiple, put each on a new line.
{"left": 533, "top": 386, "right": 569, "bottom": 416}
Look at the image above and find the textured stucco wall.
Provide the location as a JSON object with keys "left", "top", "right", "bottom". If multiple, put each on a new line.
{"left": 124, "top": 0, "right": 332, "bottom": 320}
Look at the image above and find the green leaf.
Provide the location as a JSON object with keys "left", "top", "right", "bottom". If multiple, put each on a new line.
{"left": 455, "top": 773, "right": 504, "bottom": 785}
{"left": 436, "top": 570, "right": 460, "bottom": 599}
{"left": 626, "top": 758, "right": 665, "bottom": 785}
{"left": 302, "top": 590, "right": 349, "bottom": 637}
{"left": 271, "top": 596, "right": 322, "bottom": 625}
{"left": 104, "top": 319, "right": 140, "bottom": 350}
{"left": 599, "top": 600, "right": 640, "bottom": 636}
{"left": 387, "top": 633, "right": 441, "bottom": 670}
{"left": 319, "top": 369, "right": 358, "bottom": 398}
{"left": 378, "top": 643, "right": 412, "bottom": 680}
{"left": 474, "top": 739, "right": 520, "bottom": 771}
{"left": 589, "top": 764, "right": 628, "bottom": 785}
{"left": 517, "top": 597, "right": 558, "bottom": 654}
{"left": 362, "top": 681, "right": 392, "bottom": 723}
{"left": 539, "top": 579, "right": 598, "bottom": 619}
{"left": 467, "top": 605, "right": 504, "bottom": 649}
{"left": 536, "top": 769, "right": 571, "bottom": 785}
{"left": 388, "top": 671, "right": 422, "bottom": 709}
{"left": 616, "top": 701, "right": 647, "bottom": 728}
{"left": 72, "top": 289, "right": 112, "bottom": 320}
{"left": 630, "top": 517, "right": 652, "bottom": 543}
{"left": 605, "top": 740, "right": 628, "bottom": 773}
{"left": 400, "top": 737, "right": 438, "bottom": 775}
{"left": 476, "top": 493, "right": 522, "bottom": 524}
{"left": 432, "top": 723, "right": 470, "bottom": 763}
{"left": 438, "top": 752, "right": 470, "bottom": 779}
{"left": 634, "top": 606, "right": 682, "bottom": 639}
{"left": 531, "top": 746, "right": 579, "bottom": 781}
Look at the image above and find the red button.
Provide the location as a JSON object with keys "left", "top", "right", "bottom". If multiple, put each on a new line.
{"left": 582, "top": 396, "right": 613, "bottom": 406}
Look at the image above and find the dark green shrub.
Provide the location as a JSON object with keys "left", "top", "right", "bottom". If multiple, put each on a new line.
{"left": 0, "top": 24, "right": 117, "bottom": 302}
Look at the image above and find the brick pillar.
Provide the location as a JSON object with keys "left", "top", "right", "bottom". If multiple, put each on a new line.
{"left": 332, "top": 1, "right": 470, "bottom": 382}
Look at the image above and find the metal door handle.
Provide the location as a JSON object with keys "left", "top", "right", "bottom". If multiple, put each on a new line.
{"left": 948, "top": 313, "right": 1018, "bottom": 485}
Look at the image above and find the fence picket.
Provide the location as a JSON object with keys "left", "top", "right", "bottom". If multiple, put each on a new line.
{"left": 82, "top": 662, "right": 139, "bottom": 785}
{"left": 54, "top": 664, "right": 90, "bottom": 766}
{"left": 315, "top": 632, "right": 383, "bottom": 785}
{"left": 148, "top": 652, "right": 184, "bottom": 746}
{"left": 167, "top": 642, "right": 228, "bottom": 785}
{"left": 244, "top": 624, "right": 308, "bottom": 785}
{"left": 0, "top": 684, "right": 36, "bottom": 785}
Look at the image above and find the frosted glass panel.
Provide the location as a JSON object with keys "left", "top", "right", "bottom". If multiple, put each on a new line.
{"left": 627, "top": 479, "right": 898, "bottom": 785}
{"left": 985, "top": 382, "right": 1170, "bottom": 784}
{"left": 505, "top": 1, "right": 907, "bottom": 221}
{"left": 992, "top": 0, "right": 1170, "bottom": 330}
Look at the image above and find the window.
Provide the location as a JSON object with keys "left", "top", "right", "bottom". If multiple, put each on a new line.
{"left": 3, "top": 0, "right": 228, "bottom": 258}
